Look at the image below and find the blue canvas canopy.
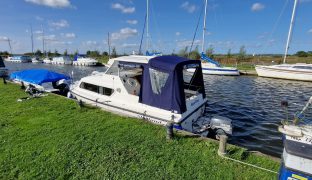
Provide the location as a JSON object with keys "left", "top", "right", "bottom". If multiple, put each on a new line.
{"left": 10, "top": 69, "right": 70, "bottom": 85}
{"left": 139, "top": 56, "right": 205, "bottom": 114}
{"left": 201, "top": 52, "right": 221, "bottom": 67}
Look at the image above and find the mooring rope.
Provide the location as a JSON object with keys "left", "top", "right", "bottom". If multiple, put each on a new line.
{"left": 220, "top": 155, "right": 278, "bottom": 174}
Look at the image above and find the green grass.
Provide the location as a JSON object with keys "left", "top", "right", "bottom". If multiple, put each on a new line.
{"left": 0, "top": 82, "right": 279, "bottom": 179}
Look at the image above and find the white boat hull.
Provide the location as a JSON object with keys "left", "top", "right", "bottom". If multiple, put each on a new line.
{"left": 73, "top": 61, "right": 97, "bottom": 66}
{"left": 188, "top": 67, "right": 240, "bottom": 76}
{"left": 71, "top": 90, "right": 206, "bottom": 131}
{"left": 256, "top": 65, "right": 312, "bottom": 82}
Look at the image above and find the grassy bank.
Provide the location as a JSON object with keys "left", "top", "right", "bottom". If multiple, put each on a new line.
{"left": 0, "top": 82, "right": 279, "bottom": 179}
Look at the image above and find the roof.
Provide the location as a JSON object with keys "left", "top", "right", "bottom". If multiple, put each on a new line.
{"left": 149, "top": 55, "right": 200, "bottom": 71}
{"left": 107, "top": 55, "right": 154, "bottom": 65}
{"left": 10, "top": 69, "right": 70, "bottom": 85}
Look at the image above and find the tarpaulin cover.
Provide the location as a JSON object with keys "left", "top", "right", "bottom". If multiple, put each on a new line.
{"left": 140, "top": 56, "right": 205, "bottom": 114}
{"left": 10, "top": 69, "right": 70, "bottom": 85}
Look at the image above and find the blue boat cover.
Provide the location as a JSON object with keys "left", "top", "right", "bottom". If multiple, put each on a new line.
{"left": 201, "top": 52, "right": 221, "bottom": 67}
{"left": 10, "top": 69, "right": 70, "bottom": 85}
{"left": 74, "top": 54, "right": 86, "bottom": 61}
{"left": 139, "top": 56, "right": 205, "bottom": 114}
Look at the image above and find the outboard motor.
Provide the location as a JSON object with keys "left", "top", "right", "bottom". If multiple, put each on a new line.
{"left": 278, "top": 97, "right": 312, "bottom": 180}
{"left": 196, "top": 116, "right": 233, "bottom": 139}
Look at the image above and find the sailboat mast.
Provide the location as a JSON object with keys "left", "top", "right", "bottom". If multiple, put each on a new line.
{"left": 202, "top": 0, "right": 208, "bottom": 53}
{"left": 146, "top": 0, "right": 149, "bottom": 51}
{"left": 41, "top": 25, "right": 45, "bottom": 54}
{"left": 30, "top": 24, "right": 34, "bottom": 55}
{"left": 283, "top": 0, "right": 298, "bottom": 64}
{"left": 7, "top": 39, "right": 12, "bottom": 55}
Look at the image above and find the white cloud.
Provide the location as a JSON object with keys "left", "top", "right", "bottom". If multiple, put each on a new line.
{"left": 34, "top": 30, "right": 43, "bottom": 34}
{"left": 181, "top": 2, "right": 197, "bottom": 13}
{"left": 0, "top": 36, "right": 9, "bottom": 41}
{"left": 62, "top": 33, "right": 76, "bottom": 38}
{"left": 251, "top": 3, "right": 265, "bottom": 12}
{"left": 37, "top": 34, "right": 57, "bottom": 41}
{"left": 25, "top": 0, "right": 72, "bottom": 8}
{"left": 177, "top": 39, "right": 202, "bottom": 48}
{"left": 35, "top": 16, "right": 44, "bottom": 21}
{"left": 83, "top": 41, "right": 98, "bottom": 46}
{"left": 308, "top": 29, "right": 312, "bottom": 33}
{"left": 175, "top": 32, "right": 181, "bottom": 36}
{"left": 111, "top": 3, "right": 135, "bottom": 13}
{"left": 122, "top": 43, "right": 139, "bottom": 48}
{"left": 126, "top": 20, "right": 138, "bottom": 25}
{"left": 50, "top": 19, "right": 69, "bottom": 29}
{"left": 111, "top": 28, "right": 138, "bottom": 40}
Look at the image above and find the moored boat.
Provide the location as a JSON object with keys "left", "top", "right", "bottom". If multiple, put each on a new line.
{"left": 6, "top": 55, "right": 31, "bottom": 63}
{"left": 10, "top": 69, "right": 71, "bottom": 96}
{"left": 71, "top": 55, "right": 233, "bottom": 136}
{"left": 73, "top": 55, "right": 98, "bottom": 66}
{"left": 52, "top": 56, "right": 72, "bottom": 65}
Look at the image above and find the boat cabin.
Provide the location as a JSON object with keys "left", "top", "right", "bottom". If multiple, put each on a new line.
{"left": 76, "top": 55, "right": 206, "bottom": 117}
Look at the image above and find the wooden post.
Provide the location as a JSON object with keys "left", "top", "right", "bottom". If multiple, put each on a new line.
{"left": 166, "top": 122, "right": 174, "bottom": 140}
{"left": 218, "top": 135, "right": 228, "bottom": 156}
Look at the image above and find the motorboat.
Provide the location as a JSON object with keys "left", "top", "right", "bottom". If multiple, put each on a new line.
{"left": 0, "top": 56, "right": 8, "bottom": 77}
{"left": 278, "top": 97, "right": 312, "bottom": 179}
{"left": 6, "top": 56, "right": 31, "bottom": 63}
{"left": 31, "top": 56, "right": 43, "bottom": 63}
{"left": 52, "top": 56, "right": 73, "bottom": 65}
{"left": 10, "top": 69, "right": 71, "bottom": 96}
{"left": 43, "top": 57, "right": 52, "bottom": 64}
{"left": 255, "top": 0, "right": 311, "bottom": 81}
{"left": 71, "top": 55, "right": 233, "bottom": 136}
{"left": 73, "top": 55, "right": 98, "bottom": 66}
{"left": 256, "top": 63, "right": 312, "bottom": 82}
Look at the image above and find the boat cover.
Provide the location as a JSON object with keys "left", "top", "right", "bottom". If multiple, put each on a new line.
{"left": 10, "top": 69, "right": 70, "bottom": 85}
{"left": 140, "top": 56, "right": 205, "bottom": 114}
{"left": 201, "top": 52, "right": 221, "bottom": 67}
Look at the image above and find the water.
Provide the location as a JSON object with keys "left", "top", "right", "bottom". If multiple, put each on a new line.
{"left": 5, "top": 62, "right": 312, "bottom": 157}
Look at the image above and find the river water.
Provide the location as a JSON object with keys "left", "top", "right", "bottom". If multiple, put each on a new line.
{"left": 5, "top": 62, "right": 312, "bottom": 157}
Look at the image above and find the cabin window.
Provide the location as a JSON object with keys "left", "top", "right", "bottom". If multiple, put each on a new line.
{"left": 149, "top": 68, "right": 169, "bottom": 95}
{"left": 80, "top": 82, "right": 113, "bottom": 96}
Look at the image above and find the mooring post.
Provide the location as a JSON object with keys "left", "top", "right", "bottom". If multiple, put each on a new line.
{"left": 218, "top": 135, "right": 228, "bottom": 156}
{"left": 21, "top": 82, "right": 25, "bottom": 89}
{"left": 3, "top": 77, "right": 6, "bottom": 84}
{"left": 166, "top": 121, "right": 174, "bottom": 140}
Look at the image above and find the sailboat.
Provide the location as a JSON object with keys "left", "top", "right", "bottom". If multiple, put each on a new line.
{"left": 255, "top": 0, "right": 312, "bottom": 82}
{"left": 30, "top": 25, "right": 42, "bottom": 63}
{"left": 197, "top": 0, "right": 240, "bottom": 76}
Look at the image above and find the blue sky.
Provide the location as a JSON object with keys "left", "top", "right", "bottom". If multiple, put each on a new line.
{"left": 0, "top": 0, "right": 312, "bottom": 55}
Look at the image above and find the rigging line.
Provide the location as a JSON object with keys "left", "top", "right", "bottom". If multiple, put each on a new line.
{"left": 139, "top": 13, "right": 147, "bottom": 55}
{"left": 261, "top": 0, "right": 290, "bottom": 56}
{"left": 188, "top": 1, "right": 205, "bottom": 57}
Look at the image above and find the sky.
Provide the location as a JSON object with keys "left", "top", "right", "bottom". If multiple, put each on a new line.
{"left": 0, "top": 0, "right": 312, "bottom": 55}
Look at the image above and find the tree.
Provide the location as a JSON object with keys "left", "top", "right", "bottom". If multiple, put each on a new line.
{"left": 178, "top": 46, "right": 188, "bottom": 58}
{"left": 227, "top": 49, "right": 232, "bottom": 58}
{"left": 237, "top": 45, "right": 246, "bottom": 62}
{"left": 188, "top": 46, "right": 200, "bottom": 60}
{"left": 102, "top": 51, "right": 108, "bottom": 56}
{"left": 296, "top": 51, "right": 308, "bottom": 57}
{"left": 34, "top": 49, "right": 43, "bottom": 57}
{"left": 64, "top": 49, "right": 68, "bottom": 56}
{"left": 54, "top": 50, "right": 60, "bottom": 56}
{"left": 206, "top": 45, "right": 214, "bottom": 58}
{"left": 111, "top": 47, "right": 117, "bottom": 58}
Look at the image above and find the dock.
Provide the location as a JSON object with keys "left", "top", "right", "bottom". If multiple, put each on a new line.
{"left": 239, "top": 70, "right": 258, "bottom": 76}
